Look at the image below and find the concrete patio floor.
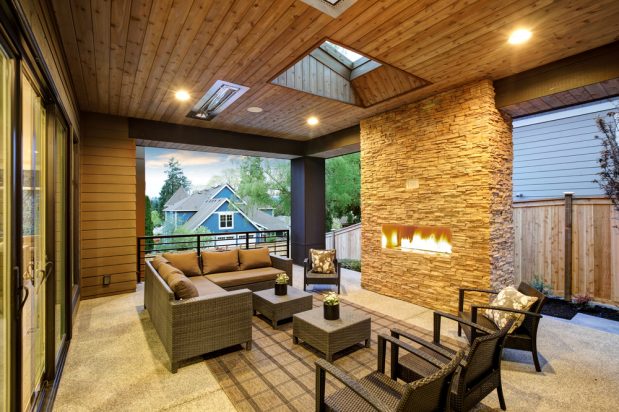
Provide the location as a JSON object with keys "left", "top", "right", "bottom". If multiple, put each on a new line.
{"left": 53, "top": 265, "right": 619, "bottom": 411}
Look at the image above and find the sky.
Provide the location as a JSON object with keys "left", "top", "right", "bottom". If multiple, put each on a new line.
{"left": 145, "top": 147, "right": 287, "bottom": 198}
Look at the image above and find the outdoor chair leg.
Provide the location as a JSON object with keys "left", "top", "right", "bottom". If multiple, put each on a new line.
{"left": 497, "top": 381, "right": 506, "bottom": 411}
{"left": 457, "top": 323, "right": 462, "bottom": 337}
{"left": 246, "top": 340, "right": 252, "bottom": 351}
{"left": 171, "top": 362, "right": 179, "bottom": 374}
{"left": 532, "top": 346, "right": 542, "bottom": 372}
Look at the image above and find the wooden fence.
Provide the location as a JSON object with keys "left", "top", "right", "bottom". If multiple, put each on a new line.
{"left": 325, "top": 223, "right": 361, "bottom": 260}
{"left": 514, "top": 195, "right": 619, "bottom": 305}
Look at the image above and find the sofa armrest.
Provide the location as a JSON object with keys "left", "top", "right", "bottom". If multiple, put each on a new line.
{"left": 271, "top": 254, "right": 293, "bottom": 284}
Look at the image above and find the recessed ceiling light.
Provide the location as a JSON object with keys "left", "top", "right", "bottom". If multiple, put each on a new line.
{"left": 247, "top": 106, "right": 263, "bottom": 113}
{"left": 175, "top": 90, "right": 190, "bottom": 101}
{"left": 508, "top": 29, "right": 532, "bottom": 45}
{"left": 307, "top": 116, "right": 319, "bottom": 126}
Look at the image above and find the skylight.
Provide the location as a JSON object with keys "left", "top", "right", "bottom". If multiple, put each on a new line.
{"left": 322, "top": 41, "right": 366, "bottom": 66}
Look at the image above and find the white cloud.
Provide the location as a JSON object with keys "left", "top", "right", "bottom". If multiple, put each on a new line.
{"left": 145, "top": 150, "right": 224, "bottom": 169}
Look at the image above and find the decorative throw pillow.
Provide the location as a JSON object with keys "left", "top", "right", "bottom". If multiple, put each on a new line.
{"left": 485, "top": 286, "right": 538, "bottom": 333}
{"left": 238, "top": 248, "right": 272, "bottom": 271}
{"left": 202, "top": 249, "right": 240, "bottom": 274}
{"left": 166, "top": 271, "right": 199, "bottom": 300}
{"left": 157, "top": 263, "right": 183, "bottom": 282}
{"left": 162, "top": 251, "right": 201, "bottom": 277}
{"left": 150, "top": 255, "right": 170, "bottom": 271}
{"left": 310, "top": 249, "right": 336, "bottom": 274}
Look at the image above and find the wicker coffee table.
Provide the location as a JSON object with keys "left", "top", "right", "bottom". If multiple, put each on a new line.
{"left": 292, "top": 307, "right": 371, "bottom": 361}
{"left": 252, "top": 287, "right": 313, "bottom": 328}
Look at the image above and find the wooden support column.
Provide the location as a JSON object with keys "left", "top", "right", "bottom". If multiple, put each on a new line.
{"left": 564, "top": 192, "right": 574, "bottom": 301}
{"left": 291, "top": 157, "right": 326, "bottom": 265}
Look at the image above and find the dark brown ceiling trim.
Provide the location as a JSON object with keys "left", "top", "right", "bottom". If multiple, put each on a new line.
{"left": 304, "top": 125, "right": 360, "bottom": 158}
{"left": 495, "top": 41, "right": 619, "bottom": 108}
{"left": 128, "top": 117, "right": 305, "bottom": 157}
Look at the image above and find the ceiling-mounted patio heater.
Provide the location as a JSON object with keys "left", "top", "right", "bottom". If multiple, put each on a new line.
{"left": 187, "top": 80, "right": 249, "bottom": 121}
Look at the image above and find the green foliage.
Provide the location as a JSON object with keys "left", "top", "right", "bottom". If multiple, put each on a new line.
{"left": 326, "top": 153, "right": 361, "bottom": 231}
{"left": 323, "top": 291, "right": 340, "bottom": 305}
{"left": 530, "top": 275, "right": 553, "bottom": 296}
{"left": 151, "top": 210, "right": 162, "bottom": 227}
{"left": 339, "top": 259, "right": 361, "bottom": 272}
{"left": 236, "top": 157, "right": 291, "bottom": 216}
{"left": 157, "top": 158, "right": 191, "bottom": 215}
{"left": 263, "top": 160, "right": 291, "bottom": 216}
{"left": 275, "top": 273, "right": 289, "bottom": 285}
{"left": 145, "top": 196, "right": 154, "bottom": 250}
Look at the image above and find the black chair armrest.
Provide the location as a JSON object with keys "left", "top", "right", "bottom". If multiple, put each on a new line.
{"left": 390, "top": 328, "right": 454, "bottom": 360}
{"left": 434, "top": 311, "right": 494, "bottom": 344}
{"left": 379, "top": 333, "right": 445, "bottom": 368}
{"left": 315, "top": 359, "right": 391, "bottom": 412}
{"left": 472, "top": 305, "right": 542, "bottom": 319}
{"left": 458, "top": 287, "right": 499, "bottom": 312}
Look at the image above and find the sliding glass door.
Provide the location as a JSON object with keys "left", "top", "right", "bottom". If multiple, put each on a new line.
{"left": 21, "top": 75, "right": 47, "bottom": 411}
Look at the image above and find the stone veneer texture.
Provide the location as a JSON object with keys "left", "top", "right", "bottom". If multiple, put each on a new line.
{"left": 360, "top": 80, "right": 514, "bottom": 313}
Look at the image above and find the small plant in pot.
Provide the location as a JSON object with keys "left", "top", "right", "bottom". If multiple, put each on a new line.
{"left": 274, "top": 273, "right": 289, "bottom": 296}
{"left": 323, "top": 292, "right": 340, "bottom": 320}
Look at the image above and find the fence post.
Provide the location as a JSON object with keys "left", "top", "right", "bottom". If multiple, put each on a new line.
{"left": 136, "top": 238, "right": 141, "bottom": 284}
{"left": 564, "top": 192, "right": 573, "bottom": 301}
{"left": 197, "top": 234, "right": 201, "bottom": 256}
{"left": 245, "top": 232, "right": 250, "bottom": 250}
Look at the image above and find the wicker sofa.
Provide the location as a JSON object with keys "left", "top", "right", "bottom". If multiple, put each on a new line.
{"left": 144, "top": 252, "right": 292, "bottom": 372}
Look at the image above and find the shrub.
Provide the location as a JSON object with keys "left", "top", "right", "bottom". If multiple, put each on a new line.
{"left": 339, "top": 259, "right": 361, "bottom": 272}
{"left": 324, "top": 292, "right": 340, "bottom": 306}
{"left": 530, "top": 275, "right": 553, "bottom": 296}
{"left": 572, "top": 294, "right": 592, "bottom": 310}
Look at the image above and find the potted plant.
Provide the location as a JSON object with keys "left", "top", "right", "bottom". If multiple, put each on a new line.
{"left": 274, "top": 273, "right": 289, "bottom": 296}
{"left": 323, "top": 292, "right": 340, "bottom": 320}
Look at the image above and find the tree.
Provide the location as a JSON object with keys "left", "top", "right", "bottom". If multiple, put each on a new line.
{"left": 236, "top": 157, "right": 272, "bottom": 209}
{"left": 157, "top": 158, "right": 191, "bottom": 215}
{"left": 594, "top": 111, "right": 619, "bottom": 213}
{"left": 151, "top": 210, "right": 162, "bottom": 227}
{"left": 145, "top": 196, "right": 154, "bottom": 250}
{"left": 263, "top": 160, "right": 291, "bottom": 216}
{"left": 325, "top": 152, "right": 361, "bottom": 231}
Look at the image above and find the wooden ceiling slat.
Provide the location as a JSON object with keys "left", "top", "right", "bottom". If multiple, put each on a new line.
{"left": 91, "top": 0, "right": 111, "bottom": 113}
{"left": 109, "top": 0, "right": 131, "bottom": 115}
{"left": 70, "top": 0, "right": 98, "bottom": 109}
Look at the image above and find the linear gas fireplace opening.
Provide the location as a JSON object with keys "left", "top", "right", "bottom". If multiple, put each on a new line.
{"left": 381, "top": 224, "right": 452, "bottom": 254}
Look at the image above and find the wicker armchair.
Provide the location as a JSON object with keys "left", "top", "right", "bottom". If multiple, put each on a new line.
{"left": 315, "top": 333, "right": 465, "bottom": 411}
{"left": 457, "top": 282, "right": 546, "bottom": 371}
{"left": 303, "top": 252, "right": 341, "bottom": 293}
{"left": 391, "top": 312, "right": 514, "bottom": 412}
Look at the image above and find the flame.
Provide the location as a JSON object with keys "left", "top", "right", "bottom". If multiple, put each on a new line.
{"left": 381, "top": 224, "right": 452, "bottom": 254}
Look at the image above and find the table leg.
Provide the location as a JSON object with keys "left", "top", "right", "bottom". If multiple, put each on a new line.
{"left": 272, "top": 319, "right": 277, "bottom": 328}
{"left": 293, "top": 336, "right": 299, "bottom": 344}
{"left": 365, "top": 338, "right": 370, "bottom": 348}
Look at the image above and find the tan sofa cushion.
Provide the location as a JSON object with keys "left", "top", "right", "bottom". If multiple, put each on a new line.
{"left": 206, "top": 267, "right": 283, "bottom": 289}
{"left": 201, "top": 249, "right": 239, "bottom": 274}
{"left": 157, "top": 262, "right": 183, "bottom": 283}
{"left": 191, "top": 276, "right": 226, "bottom": 296}
{"left": 151, "top": 255, "right": 170, "bottom": 271}
{"left": 163, "top": 251, "right": 201, "bottom": 277}
{"left": 166, "top": 271, "right": 199, "bottom": 300}
{"left": 238, "top": 248, "right": 272, "bottom": 271}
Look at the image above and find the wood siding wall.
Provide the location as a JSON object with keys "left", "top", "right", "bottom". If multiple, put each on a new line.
{"left": 272, "top": 55, "right": 357, "bottom": 105}
{"left": 79, "top": 113, "right": 136, "bottom": 298}
{"left": 514, "top": 197, "right": 619, "bottom": 305}
{"left": 325, "top": 223, "right": 361, "bottom": 260}
{"left": 513, "top": 108, "right": 608, "bottom": 199}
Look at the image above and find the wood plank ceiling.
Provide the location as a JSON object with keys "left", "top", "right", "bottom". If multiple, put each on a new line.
{"left": 51, "top": 0, "right": 619, "bottom": 141}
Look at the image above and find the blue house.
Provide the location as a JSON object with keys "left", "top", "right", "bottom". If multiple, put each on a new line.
{"left": 163, "top": 184, "right": 289, "bottom": 234}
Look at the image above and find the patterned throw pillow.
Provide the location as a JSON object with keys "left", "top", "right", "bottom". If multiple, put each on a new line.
{"left": 310, "top": 249, "right": 336, "bottom": 274}
{"left": 485, "top": 286, "right": 538, "bottom": 333}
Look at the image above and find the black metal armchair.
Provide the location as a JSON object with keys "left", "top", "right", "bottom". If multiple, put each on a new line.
{"left": 391, "top": 312, "right": 514, "bottom": 411}
{"left": 303, "top": 253, "right": 341, "bottom": 293}
{"left": 457, "top": 282, "right": 546, "bottom": 371}
{"left": 315, "top": 332, "right": 465, "bottom": 411}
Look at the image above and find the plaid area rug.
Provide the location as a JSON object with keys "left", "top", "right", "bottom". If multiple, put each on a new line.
{"left": 205, "top": 296, "right": 463, "bottom": 411}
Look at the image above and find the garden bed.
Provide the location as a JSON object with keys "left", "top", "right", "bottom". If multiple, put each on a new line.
{"left": 542, "top": 297, "right": 619, "bottom": 322}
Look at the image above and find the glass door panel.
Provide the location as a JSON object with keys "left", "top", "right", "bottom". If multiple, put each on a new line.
{"left": 53, "top": 116, "right": 67, "bottom": 358}
{"left": 0, "top": 44, "right": 13, "bottom": 412}
{"left": 21, "top": 76, "right": 46, "bottom": 411}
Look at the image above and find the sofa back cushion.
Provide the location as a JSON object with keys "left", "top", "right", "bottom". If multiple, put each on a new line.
{"left": 201, "top": 249, "right": 239, "bottom": 274}
{"left": 157, "top": 262, "right": 183, "bottom": 283}
{"left": 167, "top": 272, "right": 199, "bottom": 300}
{"left": 150, "top": 255, "right": 170, "bottom": 271}
{"left": 238, "top": 248, "right": 272, "bottom": 271}
{"left": 163, "top": 251, "right": 201, "bottom": 277}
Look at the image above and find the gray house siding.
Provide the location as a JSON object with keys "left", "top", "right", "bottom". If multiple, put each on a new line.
{"left": 512, "top": 106, "right": 612, "bottom": 199}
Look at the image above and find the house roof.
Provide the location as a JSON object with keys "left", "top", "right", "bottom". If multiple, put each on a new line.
{"left": 182, "top": 199, "right": 226, "bottom": 231}
{"left": 164, "top": 186, "right": 190, "bottom": 209}
{"left": 245, "top": 208, "right": 289, "bottom": 231}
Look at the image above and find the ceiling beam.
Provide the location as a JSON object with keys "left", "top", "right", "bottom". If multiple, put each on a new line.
{"left": 495, "top": 41, "right": 619, "bottom": 109}
{"left": 304, "top": 125, "right": 360, "bottom": 158}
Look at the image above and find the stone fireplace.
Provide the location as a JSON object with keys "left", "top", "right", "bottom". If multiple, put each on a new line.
{"left": 360, "top": 80, "right": 514, "bottom": 313}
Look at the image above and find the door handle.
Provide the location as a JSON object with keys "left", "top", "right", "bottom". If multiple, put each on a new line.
{"left": 16, "top": 267, "right": 29, "bottom": 315}
{"left": 43, "top": 260, "right": 54, "bottom": 283}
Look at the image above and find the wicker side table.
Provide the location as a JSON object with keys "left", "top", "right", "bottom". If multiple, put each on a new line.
{"left": 252, "top": 287, "right": 313, "bottom": 328}
{"left": 292, "top": 307, "right": 371, "bottom": 361}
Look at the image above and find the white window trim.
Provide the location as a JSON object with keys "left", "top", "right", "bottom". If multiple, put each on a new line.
{"left": 218, "top": 212, "right": 234, "bottom": 230}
